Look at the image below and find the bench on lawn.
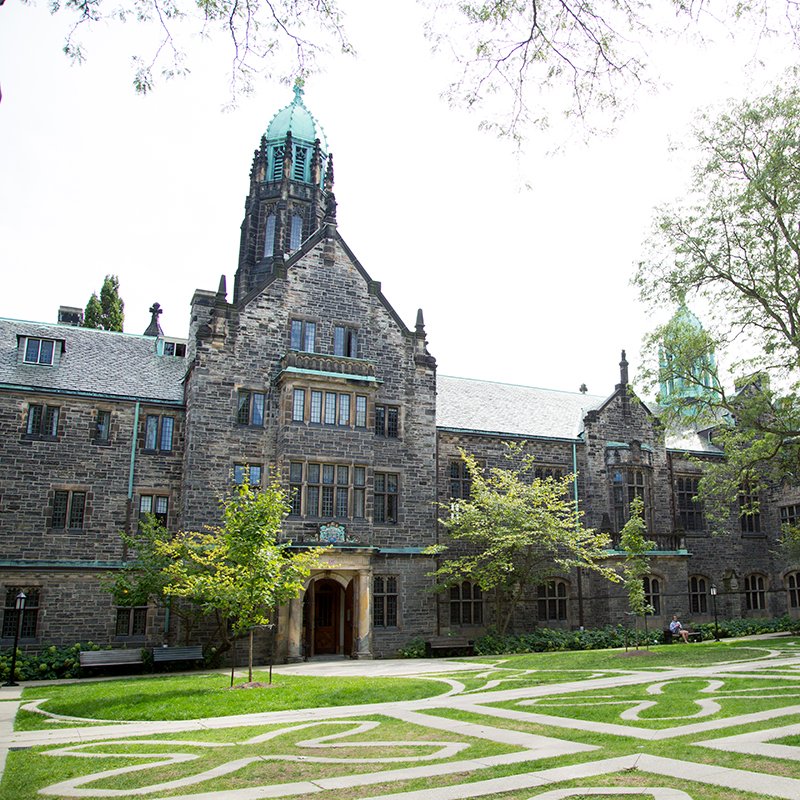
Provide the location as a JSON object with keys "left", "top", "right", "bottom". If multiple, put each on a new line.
{"left": 79, "top": 649, "right": 144, "bottom": 671}
{"left": 152, "top": 645, "right": 204, "bottom": 665}
{"left": 662, "top": 628, "right": 703, "bottom": 644}
{"left": 425, "top": 636, "right": 474, "bottom": 658}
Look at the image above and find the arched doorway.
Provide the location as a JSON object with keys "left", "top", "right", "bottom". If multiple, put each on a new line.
{"left": 303, "top": 577, "right": 354, "bottom": 657}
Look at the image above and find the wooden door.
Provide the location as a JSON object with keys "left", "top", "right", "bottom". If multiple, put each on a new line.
{"left": 313, "top": 580, "right": 340, "bottom": 654}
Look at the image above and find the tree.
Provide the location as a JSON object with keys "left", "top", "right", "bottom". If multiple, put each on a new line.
{"left": 430, "top": 447, "right": 617, "bottom": 634}
{"left": 635, "top": 78, "right": 800, "bottom": 534}
{"left": 618, "top": 497, "right": 655, "bottom": 649}
{"left": 104, "top": 515, "right": 206, "bottom": 646}
{"left": 33, "top": 0, "right": 800, "bottom": 137}
{"left": 157, "top": 478, "right": 326, "bottom": 682}
{"left": 83, "top": 275, "right": 124, "bottom": 332}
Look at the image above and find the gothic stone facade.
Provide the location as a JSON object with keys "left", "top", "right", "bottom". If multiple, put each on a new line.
{"left": 0, "top": 93, "right": 797, "bottom": 662}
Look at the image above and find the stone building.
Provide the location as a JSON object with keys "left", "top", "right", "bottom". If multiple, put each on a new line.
{"left": 0, "top": 88, "right": 796, "bottom": 661}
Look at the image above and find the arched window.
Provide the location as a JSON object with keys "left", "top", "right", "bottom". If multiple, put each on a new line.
{"left": 450, "top": 582, "right": 483, "bottom": 626}
{"left": 643, "top": 576, "right": 661, "bottom": 615}
{"left": 263, "top": 214, "right": 276, "bottom": 258}
{"left": 745, "top": 574, "right": 766, "bottom": 610}
{"left": 689, "top": 576, "right": 708, "bottom": 614}
{"left": 289, "top": 214, "right": 303, "bottom": 251}
{"left": 787, "top": 572, "right": 800, "bottom": 609}
{"left": 537, "top": 580, "right": 568, "bottom": 622}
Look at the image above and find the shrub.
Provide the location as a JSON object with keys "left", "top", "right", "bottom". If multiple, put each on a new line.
{"left": 397, "top": 637, "right": 426, "bottom": 658}
{"left": 0, "top": 642, "right": 95, "bottom": 682}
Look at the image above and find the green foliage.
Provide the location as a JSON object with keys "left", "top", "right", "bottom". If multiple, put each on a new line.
{"left": 636, "top": 78, "right": 800, "bottom": 530}
{"left": 694, "top": 614, "right": 797, "bottom": 640}
{"left": 619, "top": 497, "right": 655, "bottom": 624}
{"left": 83, "top": 275, "right": 124, "bottom": 332}
{"left": 431, "top": 447, "right": 618, "bottom": 635}
{"left": 157, "top": 477, "right": 326, "bottom": 678}
{"left": 472, "top": 624, "right": 664, "bottom": 655}
{"left": 0, "top": 642, "right": 99, "bottom": 682}
{"left": 397, "top": 637, "right": 427, "bottom": 659}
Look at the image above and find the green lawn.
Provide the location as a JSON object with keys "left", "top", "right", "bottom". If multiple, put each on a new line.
{"left": 16, "top": 671, "right": 449, "bottom": 729}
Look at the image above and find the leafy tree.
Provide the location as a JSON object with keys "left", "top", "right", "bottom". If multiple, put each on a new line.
{"left": 104, "top": 515, "right": 205, "bottom": 646}
{"left": 618, "top": 496, "right": 655, "bottom": 649}
{"left": 157, "top": 478, "right": 326, "bottom": 682}
{"left": 430, "top": 447, "right": 618, "bottom": 635}
{"left": 32, "top": 0, "right": 799, "bottom": 137}
{"left": 83, "top": 275, "right": 124, "bottom": 332}
{"left": 635, "top": 78, "right": 800, "bottom": 533}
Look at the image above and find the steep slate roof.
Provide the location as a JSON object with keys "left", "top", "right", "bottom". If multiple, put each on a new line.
{"left": 437, "top": 375, "right": 605, "bottom": 440}
{"left": 0, "top": 318, "right": 186, "bottom": 404}
{"left": 436, "top": 374, "right": 725, "bottom": 455}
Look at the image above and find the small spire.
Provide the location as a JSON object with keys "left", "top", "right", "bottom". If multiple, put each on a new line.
{"left": 216, "top": 274, "right": 227, "bottom": 301}
{"left": 144, "top": 303, "right": 164, "bottom": 337}
{"left": 293, "top": 78, "right": 305, "bottom": 104}
{"left": 324, "top": 191, "right": 337, "bottom": 221}
{"left": 619, "top": 349, "right": 629, "bottom": 386}
{"left": 415, "top": 308, "right": 425, "bottom": 335}
{"left": 579, "top": 383, "right": 588, "bottom": 394}
{"left": 325, "top": 152, "right": 335, "bottom": 189}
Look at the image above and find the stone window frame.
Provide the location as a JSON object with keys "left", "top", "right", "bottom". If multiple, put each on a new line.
{"left": 51, "top": 488, "right": 87, "bottom": 531}
{"left": 786, "top": 572, "right": 800, "bottom": 609}
{"left": 237, "top": 390, "right": 266, "bottom": 427}
{"left": 289, "top": 213, "right": 303, "bottom": 251}
{"left": 373, "top": 575, "right": 399, "bottom": 628}
{"left": 138, "top": 493, "right": 169, "bottom": 528}
{"left": 688, "top": 575, "right": 709, "bottom": 614}
{"left": 375, "top": 404, "right": 400, "bottom": 439}
{"left": 1, "top": 587, "right": 40, "bottom": 640}
{"left": 449, "top": 459, "right": 471, "bottom": 500}
{"left": 643, "top": 574, "right": 662, "bottom": 616}
{"left": 333, "top": 325, "right": 359, "bottom": 358}
{"left": 233, "top": 463, "right": 263, "bottom": 487}
{"left": 115, "top": 606, "right": 148, "bottom": 638}
{"left": 289, "top": 318, "right": 316, "bottom": 353}
{"left": 738, "top": 478, "right": 762, "bottom": 534}
{"left": 374, "top": 472, "right": 399, "bottom": 524}
{"left": 537, "top": 579, "right": 569, "bottom": 622}
{"left": 676, "top": 475, "right": 705, "bottom": 532}
{"left": 745, "top": 573, "right": 767, "bottom": 610}
{"left": 94, "top": 409, "right": 112, "bottom": 445}
{"left": 449, "top": 581, "right": 483, "bottom": 626}
{"left": 611, "top": 467, "right": 651, "bottom": 533}
{"left": 287, "top": 461, "right": 367, "bottom": 520}
{"left": 143, "top": 414, "right": 175, "bottom": 453}
{"left": 291, "top": 387, "right": 366, "bottom": 429}
{"left": 24, "top": 403, "right": 60, "bottom": 440}
{"left": 780, "top": 505, "right": 800, "bottom": 527}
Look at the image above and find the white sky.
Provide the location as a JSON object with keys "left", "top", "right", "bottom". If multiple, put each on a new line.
{"left": 0, "top": 0, "right": 795, "bottom": 397}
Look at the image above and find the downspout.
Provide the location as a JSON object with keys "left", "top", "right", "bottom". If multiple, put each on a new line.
{"left": 124, "top": 401, "right": 141, "bottom": 558}
{"left": 573, "top": 441, "right": 585, "bottom": 630}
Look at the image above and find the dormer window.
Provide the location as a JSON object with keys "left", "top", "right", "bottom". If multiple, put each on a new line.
{"left": 160, "top": 340, "right": 187, "bottom": 358}
{"left": 23, "top": 338, "right": 55, "bottom": 365}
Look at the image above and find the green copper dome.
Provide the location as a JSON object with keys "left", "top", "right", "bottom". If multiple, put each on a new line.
{"left": 266, "top": 84, "right": 328, "bottom": 151}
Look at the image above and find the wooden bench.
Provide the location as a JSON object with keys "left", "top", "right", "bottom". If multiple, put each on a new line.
{"left": 663, "top": 628, "right": 703, "bottom": 644}
{"left": 425, "top": 637, "right": 474, "bottom": 658}
{"left": 79, "top": 649, "right": 144, "bottom": 671}
{"left": 152, "top": 646, "right": 204, "bottom": 665}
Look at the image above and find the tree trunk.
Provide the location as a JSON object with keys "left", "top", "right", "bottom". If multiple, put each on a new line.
{"left": 248, "top": 629, "right": 254, "bottom": 683}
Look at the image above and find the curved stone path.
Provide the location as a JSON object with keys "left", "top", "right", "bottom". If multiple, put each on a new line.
{"left": 4, "top": 643, "right": 800, "bottom": 798}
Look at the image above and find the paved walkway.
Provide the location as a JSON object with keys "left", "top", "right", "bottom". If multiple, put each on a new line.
{"left": 6, "top": 642, "right": 800, "bottom": 798}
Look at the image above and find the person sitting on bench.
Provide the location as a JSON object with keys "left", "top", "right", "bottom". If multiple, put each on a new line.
{"left": 669, "top": 614, "right": 690, "bottom": 643}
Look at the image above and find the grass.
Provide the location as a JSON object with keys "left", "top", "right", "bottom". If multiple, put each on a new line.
{"left": 16, "top": 671, "right": 449, "bottom": 728}
{"left": 4, "top": 637, "right": 800, "bottom": 799}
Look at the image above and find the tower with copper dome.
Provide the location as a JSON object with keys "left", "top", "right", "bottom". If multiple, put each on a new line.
{"left": 234, "top": 83, "right": 334, "bottom": 302}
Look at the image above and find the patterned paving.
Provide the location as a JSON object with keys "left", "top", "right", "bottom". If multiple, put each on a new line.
{"left": 5, "top": 643, "right": 800, "bottom": 799}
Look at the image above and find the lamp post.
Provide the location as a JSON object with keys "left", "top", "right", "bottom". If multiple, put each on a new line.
{"left": 4, "top": 591, "right": 26, "bottom": 687}
{"left": 710, "top": 585, "right": 720, "bottom": 642}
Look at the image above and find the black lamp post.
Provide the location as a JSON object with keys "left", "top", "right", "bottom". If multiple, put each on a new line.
{"left": 4, "top": 591, "right": 26, "bottom": 687}
{"left": 710, "top": 584, "right": 720, "bottom": 642}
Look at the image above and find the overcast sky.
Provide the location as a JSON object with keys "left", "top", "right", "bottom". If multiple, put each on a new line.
{"left": 0, "top": 0, "right": 794, "bottom": 398}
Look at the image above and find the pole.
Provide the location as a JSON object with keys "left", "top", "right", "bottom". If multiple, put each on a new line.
{"left": 711, "top": 585, "right": 720, "bottom": 641}
{"left": 4, "top": 592, "right": 26, "bottom": 687}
